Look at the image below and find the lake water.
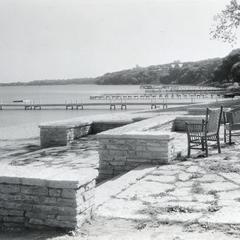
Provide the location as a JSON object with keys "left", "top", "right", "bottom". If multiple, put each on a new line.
{"left": 0, "top": 85, "right": 145, "bottom": 141}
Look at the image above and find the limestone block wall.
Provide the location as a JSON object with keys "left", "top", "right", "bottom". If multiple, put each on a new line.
{"left": 91, "top": 121, "right": 132, "bottom": 134}
{"left": 40, "top": 120, "right": 132, "bottom": 148}
{"left": 97, "top": 132, "right": 176, "bottom": 181}
{"left": 73, "top": 125, "right": 92, "bottom": 139}
{"left": 40, "top": 124, "right": 91, "bottom": 148}
{"left": 187, "top": 108, "right": 207, "bottom": 115}
{"left": 173, "top": 116, "right": 204, "bottom": 132}
{"left": 0, "top": 175, "right": 96, "bottom": 230}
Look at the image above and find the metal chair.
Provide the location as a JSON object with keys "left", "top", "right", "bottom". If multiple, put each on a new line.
{"left": 185, "top": 106, "right": 223, "bottom": 157}
{"left": 224, "top": 106, "right": 240, "bottom": 144}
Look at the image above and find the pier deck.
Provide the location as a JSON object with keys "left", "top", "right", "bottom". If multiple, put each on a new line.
{"left": 0, "top": 101, "right": 195, "bottom": 110}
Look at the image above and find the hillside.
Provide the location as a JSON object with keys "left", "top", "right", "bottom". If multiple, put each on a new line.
{"left": 1, "top": 49, "right": 239, "bottom": 86}
{"left": 96, "top": 49, "right": 240, "bottom": 86}
{"left": 96, "top": 58, "right": 222, "bottom": 85}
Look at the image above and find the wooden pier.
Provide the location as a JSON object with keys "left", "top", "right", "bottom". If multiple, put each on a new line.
{"left": 0, "top": 101, "right": 195, "bottom": 111}
{"left": 89, "top": 91, "right": 223, "bottom": 101}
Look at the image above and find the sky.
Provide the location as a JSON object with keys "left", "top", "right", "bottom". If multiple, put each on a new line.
{"left": 0, "top": 0, "right": 239, "bottom": 83}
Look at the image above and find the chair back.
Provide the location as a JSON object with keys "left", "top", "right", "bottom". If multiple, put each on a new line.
{"left": 205, "top": 106, "right": 223, "bottom": 133}
{"left": 227, "top": 106, "right": 240, "bottom": 124}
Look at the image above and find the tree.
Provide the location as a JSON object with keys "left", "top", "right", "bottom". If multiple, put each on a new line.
{"left": 231, "top": 61, "right": 240, "bottom": 81}
{"left": 210, "top": 0, "right": 240, "bottom": 45}
{"left": 212, "top": 49, "right": 240, "bottom": 83}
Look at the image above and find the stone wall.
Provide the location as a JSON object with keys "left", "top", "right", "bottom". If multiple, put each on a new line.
{"left": 40, "top": 124, "right": 91, "bottom": 148}
{"left": 91, "top": 121, "right": 132, "bottom": 134}
{"left": 97, "top": 132, "right": 176, "bottom": 181}
{"left": 73, "top": 125, "right": 92, "bottom": 139}
{"left": 187, "top": 108, "right": 207, "bottom": 115}
{"left": 40, "top": 120, "right": 133, "bottom": 148}
{"left": 0, "top": 172, "right": 96, "bottom": 231}
{"left": 173, "top": 116, "right": 204, "bottom": 132}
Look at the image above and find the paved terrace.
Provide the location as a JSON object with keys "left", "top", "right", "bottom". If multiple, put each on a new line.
{"left": 2, "top": 121, "right": 240, "bottom": 238}
{"left": 2, "top": 98, "right": 240, "bottom": 236}
{"left": 96, "top": 144, "right": 240, "bottom": 225}
{"left": 0, "top": 109, "right": 186, "bottom": 231}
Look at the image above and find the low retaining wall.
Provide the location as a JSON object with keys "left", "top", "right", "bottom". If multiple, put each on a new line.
{"left": 97, "top": 132, "right": 176, "bottom": 181}
{"left": 39, "top": 119, "right": 134, "bottom": 148}
{"left": 0, "top": 167, "right": 97, "bottom": 231}
{"left": 173, "top": 115, "right": 204, "bottom": 132}
{"left": 187, "top": 108, "right": 207, "bottom": 115}
{"left": 91, "top": 120, "right": 133, "bottom": 134}
{"left": 40, "top": 124, "right": 91, "bottom": 148}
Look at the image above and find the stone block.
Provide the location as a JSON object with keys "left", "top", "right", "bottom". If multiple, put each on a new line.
{"left": 28, "top": 218, "right": 45, "bottom": 225}
{"left": 136, "top": 145, "right": 147, "bottom": 151}
{"left": 49, "top": 188, "right": 62, "bottom": 197}
{"left": 0, "top": 184, "right": 20, "bottom": 194}
{"left": 110, "top": 165, "right": 126, "bottom": 171}
{"left": 0, "top": 200, "right": 31, "bottom": 210}
{"left": 56, "top": 215, "right": 76, "bottom": 222}
{"left": 109, "top": 160, "right": 126, "bottom": 166}
{"left": 21, "top": 186, "right": 48, "bottom": 196}
{"left": 0, "top": 193, "right": 21, "bottom": 202}
{"left": 98, "top": 169, "right": 114, "bottom": 175}
{"left": 40, "top": 127, "right": 68, "bottom": 148}
{"left": 3, "top": 216, "right": 25, "bottom": 223}
{"left": 3, "top": 222, "right": 25, "bottom": 230}
{"left": 108, "top": 150, "right": 127, "bottom": 157}
{"left": 39, "top": 196, "right": 57, "bottom": 205}
{"left": 21, "top": 178, "right": 47, "bottom": 187}
{"left": 0, "top": 176, "right": 21, "bottom": 185}
{"left": 151, "top": 159, "right": 169, "bottom": 164}
{"left": 73, "top": 125, "right": 91, "bottom": 139}
{"left": 188, "top": 108, "right": 206, "bottom": 115}
{"left": 47, "top": 180, "right": 79, "bottom": 189}
{"left": 44, "top": 218, "right": 77, "bottom": 229}
{"left": 21, "top": 194, "right": 40, "bottom": 203}
{"left": 25, "top": 211, "right": 56, "bottom": 220}
{"left": 31, "top": 205, "right": 76, "bottom": 216}
{"left": 61, "top": 189, "right": 76, "bottom": 199}
{"left": 126, "top": 158, "right": 150, "bottom": 163}
{"left": 56, "top": 198, "right": 76, "bottom": 207}
{"left": 0, "top": 208, "right": 24, "bottom": 216}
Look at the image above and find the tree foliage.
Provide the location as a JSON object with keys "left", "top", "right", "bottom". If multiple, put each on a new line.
{"left": 212, "top": 48, "right": 240, "bottom": 83}
{"left": 210, "top": 0, "right": 240, "bottom": 44}
{"left": 231, "top": 61, "right": 240, "bottom": 81}
{"left": 96, "top": 59, "right": 221, "bottom": 85}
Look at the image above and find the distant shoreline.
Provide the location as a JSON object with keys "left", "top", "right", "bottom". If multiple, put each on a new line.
{"left": 0, "top": 78, "right": 97, "bottom": 87}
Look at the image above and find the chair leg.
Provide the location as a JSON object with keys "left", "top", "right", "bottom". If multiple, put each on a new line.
{"left": 224, "top": 128, "right": 226, "bottom": 143}
{"left": 187, "top": 147, "right": 191, "bottom": 158}
{"left": 201, "top": 137, "right": 204, "bottom": 151}
{"left": 205, "top": 138, "right": 208, "bottom": 157}
{"left": 217, "top": 135, "right": 221, "bottom": 153}
{"left": 187, "top": 139, "right": 191, "bottom": 158}
{"left": 229, "top": 130, "right": 232, "bottom": 144}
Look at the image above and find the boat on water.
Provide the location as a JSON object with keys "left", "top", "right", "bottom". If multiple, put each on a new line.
{"left": 13, "top": 99, "right": 31, "bottom": 103}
